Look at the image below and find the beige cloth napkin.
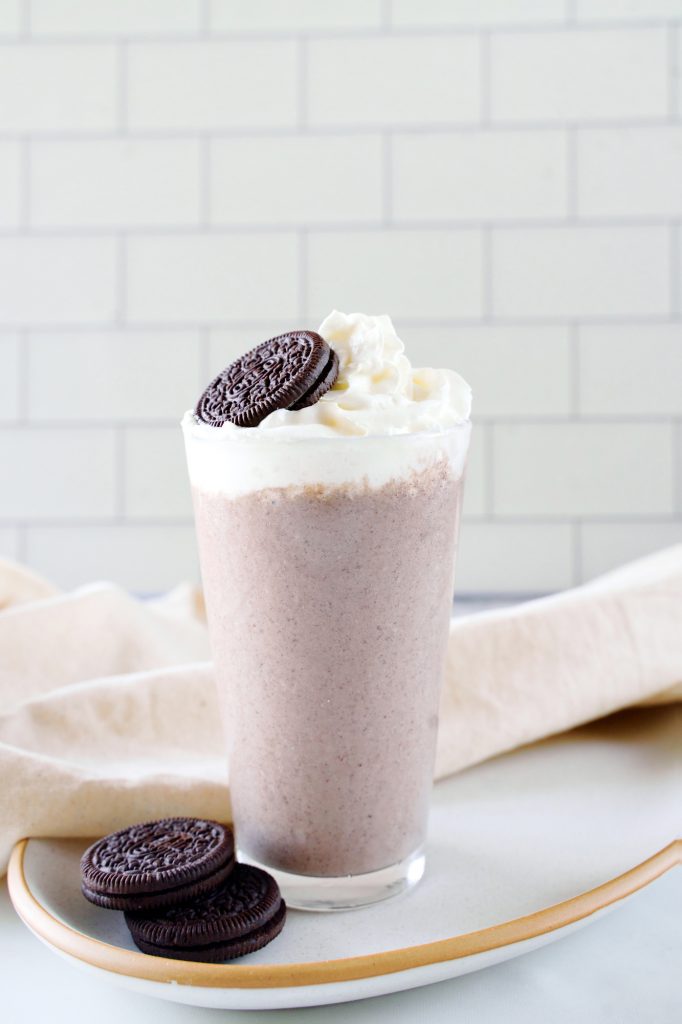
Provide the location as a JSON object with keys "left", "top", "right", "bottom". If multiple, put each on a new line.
{"left": 2, "top": 547, "right": 681, "bottom": 875}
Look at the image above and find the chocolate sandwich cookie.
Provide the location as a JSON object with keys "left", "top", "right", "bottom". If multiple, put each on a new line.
{"left": 125, "top": 863, "right": 286, "bottom": 962}
{"left": 195, "top": 330, "right": 339, "bottom": 428}
{"left": 81, "top": 818, "right": 235, "bottom": 912}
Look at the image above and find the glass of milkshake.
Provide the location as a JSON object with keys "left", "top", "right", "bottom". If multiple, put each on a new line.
{"left": 183, "top": 312, "right": 471, "bottom": 910}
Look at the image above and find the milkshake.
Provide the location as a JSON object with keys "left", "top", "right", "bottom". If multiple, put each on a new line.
{"left": 183, "top": 312, "right": 471, "bottom": 909}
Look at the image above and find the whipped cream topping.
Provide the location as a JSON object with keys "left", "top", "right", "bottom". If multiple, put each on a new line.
{"left": 183, "top": 312, "right": 472, "bottom": 496}
{"left": 185, "top": 311, "right": 471, "bottom": 440}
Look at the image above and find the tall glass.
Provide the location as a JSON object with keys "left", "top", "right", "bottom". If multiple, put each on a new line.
{"left": 184, "top": 422, "right": 470, "bottom": 910}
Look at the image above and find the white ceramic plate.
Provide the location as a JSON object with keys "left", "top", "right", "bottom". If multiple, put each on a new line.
{"left": 9, "top": 706, "right": 681, "bottom": 1011}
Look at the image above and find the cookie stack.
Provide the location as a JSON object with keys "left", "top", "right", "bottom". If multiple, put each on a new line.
{"left": 80, "top": 817, "right": 285, "bottom": 962}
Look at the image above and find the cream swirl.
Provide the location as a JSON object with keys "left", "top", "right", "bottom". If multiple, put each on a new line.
{"left": 183, "top": 312, "right": 472, "bottom": 495}
{"left": 186, "top": 311, "right": 471, "bottom": 439}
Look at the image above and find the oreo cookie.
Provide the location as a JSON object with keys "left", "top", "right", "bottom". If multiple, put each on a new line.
{"left": 195, "top": 330, "right": 339, "bottom": 428}
{"left": 125, "top": 863, "right": 286, "bottom": 962}
{"left": 80, "top": 818, "right": 235, "bottom": 912}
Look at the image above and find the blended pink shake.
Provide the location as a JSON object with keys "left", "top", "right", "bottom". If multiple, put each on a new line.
{"left": 184, "top": 312, "right": 471, "bottom": 909}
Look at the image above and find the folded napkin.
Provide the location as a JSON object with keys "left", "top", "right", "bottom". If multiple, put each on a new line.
{"left": 2, "top": 548, "right": 681, "bottom": 874}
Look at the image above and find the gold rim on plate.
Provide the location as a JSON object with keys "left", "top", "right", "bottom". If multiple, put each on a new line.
{"left": 8, "top": 838, "right": 681, "bottom": 990}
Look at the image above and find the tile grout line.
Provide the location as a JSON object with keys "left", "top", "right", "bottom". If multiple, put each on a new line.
{"left": 3, "top": 119, "right": 681, "bottom": 141}
{"left": 3, "top": 315, "right": 682, "bottom": 332}
{"left": 2, "top": 216, "right": 678, "bottom": 237}
{"left": 11, "top": 21, "right": 679, "bottom": 45}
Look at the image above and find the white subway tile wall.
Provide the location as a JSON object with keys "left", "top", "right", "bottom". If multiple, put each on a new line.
{"left": 209, "top": 135, "right": 384, "bottom": 225}
{"left": 491, "top": 226, "right": 670, "bottom": 318}
{"left": 401, "top": 325, "right": 573, "bottom": 418}
{"left": 30, "top": 140, "right": 203, "bottom": 227}
{"left": 0, "top": 428, "right": 117, "bottom": 520}
{"left": 0, "top": 528, "right": 20, "bottom": 563}
{"left": 392, "top": 1, "right": 568, "bottom": 29}
{"left": 128, "top": 42, "right": 299, "bottom": 131}
{"left": 0, "top": 335, "right": 21, "bottom": 421}
{"left": 30, "top": 1, "right": 203, "bottom": 36}
{"left": 0, "top": 238, "right": 118, "bottom": 325}
{"left": 494, "top": 422, "right": 675, "bottom": 517}
{"left": 308, "top": 36, "right": 481, "bottom": 127}
{"left": 0, "top": 45, "right": 118, "bottom": 133}
{"left": 575, "top": 1, "right": 682, "bottom": 21}
{"left": 308, "top": 230, "right": 484, "bottom": 319}
{"left": 578, "top": 325, "right": 682, "bottom": 415}
{"left": 208, "top": 1, "right": 384, "bottom": 33}
{"left": 458, "top": 425, "right": 487, "bottom": 519}
{"left": 207, "top": 325, "right": 283, "bottom": 375}
{"left": 0, "top": 142, "right": 22, "bottom": 228}
{"left": 577, "top": 126, "right": 682, "bottom": 218}
{"left": 25, "top": 525, "right": 198, "bottom": 593}
{"left": 26, "top": 331, "right": 202, "bottom": 420}
{"left": 126, "top": 233, "right": 300, "bottom": 322}
{"left": 456, "top": 522, "right": 574, "bottom": 593}
{"left": 392, "top": 131, "right": 568, "bottom": 222}
{"left": 123, "top": 427, "right": 193, "bottom": 520}
{"left": 490, "top": 29, "right": 669, "bottom": 123}
{"left": 0, "top": 2, "right": 22, "bottom": 36}
{"left": 0, "top": 2, "right": 680, "bottom": 595}
{"left": 580, "top": 521, "right": 682, "bottom": 579}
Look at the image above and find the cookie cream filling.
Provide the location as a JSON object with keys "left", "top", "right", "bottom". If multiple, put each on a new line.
{"left": 183, "top": 311, "right": 472, "bottom": 496}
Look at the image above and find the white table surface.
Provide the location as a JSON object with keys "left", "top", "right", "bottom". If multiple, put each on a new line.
{"left": 2, "top": 868, "right": 680, "bottom": 1023}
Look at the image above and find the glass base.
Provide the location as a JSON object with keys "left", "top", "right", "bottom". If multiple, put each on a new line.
{"left": 237, "top": 846, "right": 425, "bottom": 912}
